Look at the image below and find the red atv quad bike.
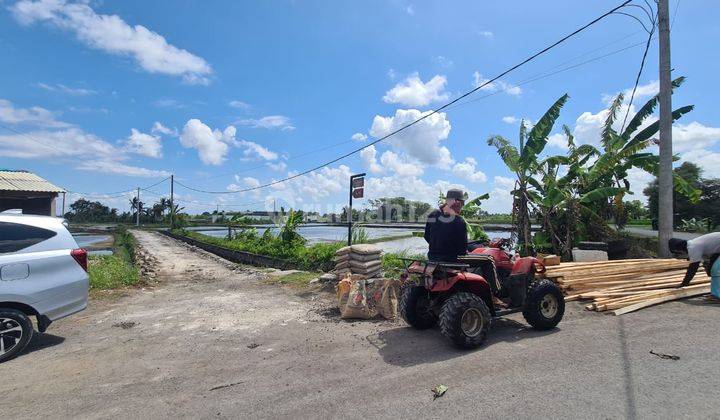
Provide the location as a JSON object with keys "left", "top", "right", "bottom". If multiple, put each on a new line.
{"left": 398, "top": 238, "right": 565, "bottom": 349}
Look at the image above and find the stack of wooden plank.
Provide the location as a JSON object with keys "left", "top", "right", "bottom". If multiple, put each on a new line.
{"left": 543, "top": 259, "right": 712, "bottom": 315}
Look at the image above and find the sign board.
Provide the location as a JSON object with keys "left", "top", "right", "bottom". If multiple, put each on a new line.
{"left": 351, "top": 177, "right": 365, "bottom": 188}
{"left": 352, "top": 187, "right": 364, "bottom": 199}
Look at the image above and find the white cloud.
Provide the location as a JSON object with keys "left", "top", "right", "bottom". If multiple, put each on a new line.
{"left": 483, "top": 176, "right": 515, "bottom": 213}
{"left": 237, "top": 115, "right": 295, "bottom": 131}
{"left": 37, "top": 82, "right": 96, "bottom": 95}
{"left": 365, "top": 176, "right": 473, "bottom": 204}
{"left": 405, "top": 5, "right": 414, "bottom": 15}
{"left": 452, "top": 157, "right": 488, "bottom": 183}
{"left": 0, "top": 98, "right": 71, "bottom": 128}
{"left": 370, "top": 108, "right": 453, "bottom": 167}
{"left": 547, "top": 133, "right": 568, "bottom": 149}
{"left": 379, "top": 150, "right": 424, "bottom": 177}
{"left": 435, "top": 56, "right": 453, "bottom": 68}
{"left": 75, "top": 160, "right": 170, "bottom": 178}
{"left": 229, "top": 100, "right": 251, "bottom": 110}
{"left": 502, "top": 116, "right": 519, "bottom": 124}
{"left": 387, "top": 68, "right": 397, "bottom": 80}
{"left": 682, "top": 149, "right": 720, "bottom": 179}
{"left": 476, "top": 30, "right": 494, "bottom": 38}
{"left": 267, "top": 161, "right": 287, "bottom": 172}
{"left": 151, "top": 121, "right": 177, "bottom": 137}
{"left": 153, "top": 98, "right": 185, "bottom": 109}
{"left": 472, "top": 71, "right": 522, "bottom": 96}
{"left": 360, "top": 145, "right": 383, "bottom": 174}
{"left": 672, "top": 122, "right": 720, "bottom": 153}
{"left": 625, "top": 167, "right": 655, "bottom": 203}
{"left": 124, "top": 128, "right": 162, "bottom": 158}
{"left": 382, "top": 74, "right": 449, "bottom": 107}
{"left": 238, "top": 139, "right": 278, "bottom": 161}
{"left": 351, "top": 132, "right": 368, "bottom": 142}
{"left": 179, "top": 119, "right": 232, "bottom": 165}
{"left": 11, "top": 0, "right": 212, "bottom": 84}
{"left": 0, "top": 126, "right": 168, "bottom": 177}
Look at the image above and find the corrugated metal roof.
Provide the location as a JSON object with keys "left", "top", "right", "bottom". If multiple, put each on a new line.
{"left": 0, "top": 171, "right": 65, "bottom": 193}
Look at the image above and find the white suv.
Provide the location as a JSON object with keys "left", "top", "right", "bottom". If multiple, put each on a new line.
{"left": 0, "top": 214, "right": 89, "bottom": 362}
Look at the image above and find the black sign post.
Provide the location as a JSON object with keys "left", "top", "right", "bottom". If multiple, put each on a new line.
{"left": 348, "top": 173, "right": 366, "bottom": 246}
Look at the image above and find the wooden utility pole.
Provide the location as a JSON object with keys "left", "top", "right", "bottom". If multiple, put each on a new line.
{"left": 657, "top": 0, "right": 673, "bottom": 257}
{"left": 136, "top": 187, "right": 140, "bottom": 227}
{"left": 169, "top": 174, "right": 174, "bottom": 228}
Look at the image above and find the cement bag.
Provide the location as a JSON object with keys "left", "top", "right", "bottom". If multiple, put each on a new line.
{"left": 334, "top": 253, "right": 350, "bottom": 263}
{"left": 350, "top": 260, "right": 382, "bottom": 272}
{"left": 376, "top": 279, "right": 400, "bottom": 320}
{"left": 335, "top": 246, "right": 352, "bottom": 256}
{"left": 334, "top": 260, "right": 350, "bottom": 270}
{"left": 337, "top": 278, "right": 372, "bottom": 319}
{"left": 350, "top": 244, "right": 382, "bottom": 255}
{"left": 349, "top": 252, "right": 382, "bottom": 263}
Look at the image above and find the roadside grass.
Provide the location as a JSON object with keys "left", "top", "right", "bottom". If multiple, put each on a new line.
{"left": 88, "top": 225, "right": 140, "bottom": 290}
{"left": 272, "top": 271, "right": 320, "bottom": 286}
{"left": 88, "top": 255, "right": 139, "bottom": 289}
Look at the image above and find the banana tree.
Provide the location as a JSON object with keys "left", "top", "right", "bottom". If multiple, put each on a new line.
{"left": 487, "top": 94, "right": 569, "bottom": 256}
{"left": 586, "top": 76, "right": 698, "bottom": 227}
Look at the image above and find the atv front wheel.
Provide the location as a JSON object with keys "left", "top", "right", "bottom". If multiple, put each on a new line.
{"left": 399, "top": 286, "right": 436, "bottom": 329}
{"left": 522, "top": 280, "right": 565, "bottom": 330}
{"left": 439, "top": 292, "right": 491, "bottom": 349}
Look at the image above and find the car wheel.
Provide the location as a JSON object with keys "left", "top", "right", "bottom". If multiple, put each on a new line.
{"left": 522, "top": 280, "right": 565, "bottom": 330}
{"left": 0, "top": 309, "right": 34, "bottom": 363}
{"left": 439, "top": 292, "right": 491, "bottom": 349}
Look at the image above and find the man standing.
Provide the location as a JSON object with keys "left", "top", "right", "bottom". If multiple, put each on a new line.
{"left": 669, "top": 232, "right": 720, "bottom": 302}
{"left": 424, "top": 189, "right": 468, "bottom": 262}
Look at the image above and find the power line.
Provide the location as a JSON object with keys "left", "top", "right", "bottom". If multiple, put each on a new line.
{"left": 69, "top": 176, "right": 170, "bottom": 197}
{"left": 620, "top": 4, "right": 658, "bottom": 132}
{"left": 173, "top": 0, "right": 632, "bottom": 195}
{"left": 181, "top": 30, "right": 648, "bottom": 187}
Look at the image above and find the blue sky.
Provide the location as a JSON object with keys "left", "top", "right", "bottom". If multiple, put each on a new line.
{"left": 1, "top": 0, "right": 718, "bottom": 215}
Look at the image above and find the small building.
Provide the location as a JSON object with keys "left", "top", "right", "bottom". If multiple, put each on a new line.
{"left": 0, "top": 170, "right": 65, "bottom": 216}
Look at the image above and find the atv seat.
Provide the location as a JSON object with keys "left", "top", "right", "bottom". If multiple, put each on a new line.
{"left": 457, "top": 254, "right": 502, "bottom": 293}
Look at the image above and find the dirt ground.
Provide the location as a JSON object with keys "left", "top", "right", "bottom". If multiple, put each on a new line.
{"left": 2, "top": 231, "right": 719, "bottom": 419}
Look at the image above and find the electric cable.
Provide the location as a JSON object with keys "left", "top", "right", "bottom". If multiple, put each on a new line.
{"left": 173, "top": 0, "right": 632, "bottom": 195}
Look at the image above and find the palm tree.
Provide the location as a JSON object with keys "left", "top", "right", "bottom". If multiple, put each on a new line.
{"left": 487, "top": 94, "right": 569, "bottom": 255}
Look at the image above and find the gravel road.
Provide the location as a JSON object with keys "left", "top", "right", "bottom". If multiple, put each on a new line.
{"left": 2, "top": 231, "right": 718, "bottom": 419}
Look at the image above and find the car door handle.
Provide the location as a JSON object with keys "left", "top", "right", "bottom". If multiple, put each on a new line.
{"left": 1, "top": 263, "right": 30, "bottom": 281}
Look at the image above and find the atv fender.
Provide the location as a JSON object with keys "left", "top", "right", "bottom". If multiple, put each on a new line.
{"left": 431, "top": 272, "right": 494, "bottom": 313}
{"left": 511, "top": 257, "right": 545, "bottom": 276}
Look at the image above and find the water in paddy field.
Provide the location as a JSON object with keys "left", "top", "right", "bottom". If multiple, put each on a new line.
{"left": 71, "top": 233, "right": 114, "bottom": 255}
{"left": 190, "top": 225, "right": 511, "bottom": 255}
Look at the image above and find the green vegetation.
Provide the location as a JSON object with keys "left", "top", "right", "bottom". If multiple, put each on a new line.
{"left": 271, "top": 271, "right": 320, "bottom": 286}
{"left": 88, "top": 254, "right": 139, "bottom": 289}
{"left": 175, "top": 210, "right": 343, "bottom": 271}
{"left": 489, "top": 78, "right": 699, "bottom": 258}
{"left": 87, "top": 225, "right": 140, "bottom": 290}
{"left": 382, "top": 250, "right": 424, "bottom": 278}
{"left": 645, "top": 162, "right": 720, "bottom": 231}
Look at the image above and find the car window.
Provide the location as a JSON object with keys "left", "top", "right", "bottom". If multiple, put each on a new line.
{"left": 0, "top": 221, "right": 57, "bottom": 253}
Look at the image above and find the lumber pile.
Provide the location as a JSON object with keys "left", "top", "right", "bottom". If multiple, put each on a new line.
{"left": 543, "top": 259, "right": 711, "bottom": 315}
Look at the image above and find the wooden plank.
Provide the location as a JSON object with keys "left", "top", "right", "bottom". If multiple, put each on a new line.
{"left": 613, "top": 286, "right": 711, "bottom": 315}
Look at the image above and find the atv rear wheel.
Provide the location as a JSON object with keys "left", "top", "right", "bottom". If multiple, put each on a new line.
{"left": 522, "top": 280, "right": 565, "bottom": 330}
{"left": 439, "top": 292, "right": 491, "bottom": 349}
{"left": 399, "top": 286, "right": 436, "bottom": 329}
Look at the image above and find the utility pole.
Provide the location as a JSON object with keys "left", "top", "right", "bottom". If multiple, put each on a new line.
{"left": 61, "top": 192, "right": 66, "bottom": 216}
{"left": 136, "top": 187, "right": 140, "bottom": 227}
{"left": 347, "top": 173, "right": 365, "bottom": 246}
{"left": 169, "top": 174, "right": 174, "bottom": 228}
{"left": 657, "top": 0, "right": 673, "bottom": 257}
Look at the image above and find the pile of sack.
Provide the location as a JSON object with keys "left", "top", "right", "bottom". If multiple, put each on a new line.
{"left": 333, "top": 244, "right": 383, "bottom": 279}
{"left": 337, "top": 275, "right": 399, "bottom": 320}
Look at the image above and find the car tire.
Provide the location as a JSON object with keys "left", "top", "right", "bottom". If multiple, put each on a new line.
{"left": 522, "top": 280, "right": 565, "bottom": 330}
{"left": 0, "top": 308, "right": 34, "bottom": 363}
{"left": 399, "top": 286, "right": 436, "bottom": 329}
{"left": 439, "top": 292, "right": 491, "bottom": 349}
